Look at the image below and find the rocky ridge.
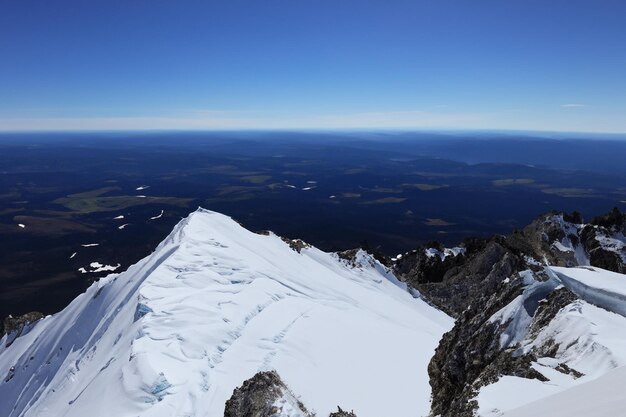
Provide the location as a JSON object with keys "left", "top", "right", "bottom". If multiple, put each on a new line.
{"left": 224, "top": 370, "right": 357, "bottom": 417}
{"left": 391, "top": 208, "right": 626, "bottom": 417}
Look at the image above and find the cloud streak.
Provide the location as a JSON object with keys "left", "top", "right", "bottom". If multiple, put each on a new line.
{"left": 561, "top": 103, "right": 586, "bottom": 108}
{"left": 0, "top": 110, "right": 488, "bottom": 131}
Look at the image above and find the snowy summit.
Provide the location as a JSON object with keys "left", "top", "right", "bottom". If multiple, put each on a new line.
{"left": 0, "top": 208, "right": 452, "bottom": 417}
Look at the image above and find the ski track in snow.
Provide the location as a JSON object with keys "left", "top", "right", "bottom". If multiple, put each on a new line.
{"left": 0, "top": 209, "right": 452, "bottom": 417}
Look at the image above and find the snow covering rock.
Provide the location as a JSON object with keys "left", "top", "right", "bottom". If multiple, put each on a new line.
{"left": 2, "top": 312, "right": 44, "bottom": 348}
{"left": 0, "top": 208, "right": 452, "bottom": 417}
{"left": 328, "top": 406, "right": 358, "bottom": 417}
{"left": 223, "top": 370, "right": 312, "bottom": 417}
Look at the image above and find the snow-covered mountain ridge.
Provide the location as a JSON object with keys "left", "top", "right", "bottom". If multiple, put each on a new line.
{"left": 3, "top": 207, "right": 626, "bottom": 417}
{"left": 0, "top": 208, "right": 452, "bottom": 417}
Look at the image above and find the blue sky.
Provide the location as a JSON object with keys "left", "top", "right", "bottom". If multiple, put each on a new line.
{"left": 1, "top": 0, "right": 625, "bottom": 132}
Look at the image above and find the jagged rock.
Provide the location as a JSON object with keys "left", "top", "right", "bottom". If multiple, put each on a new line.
{"left": 528, "top": 287, "right": 578, "bottom": 339}
{"left": 224, "top": 371, "right": 358, "bottom": 417}
{"left": 590, "top": 207, "right": 625, "bottom": 229}
{"left": 337, "top": 243, "right": 390, "bottom": 268}
{"left": 280, "top": 236, "right": 311, "bottom": 253}
{"left": 404, "top": 240, "right": 523, "bottom": 317}
{"left": 393, "top": 245, "right": 465, "bottom": 288}
{"left": 427, "top": 261, "right": 528, "bottom": 417}
{"left": 224, "top": 370, "right": 312, "bottom": 417}
{"left": 394, "top": 208, "right": 626, "bottom": 417}
{"left": 328, "top": 407, "right": 357, "bottom": 417}
{"left": 3, "top": 312, "right": 44, "bottom": 347}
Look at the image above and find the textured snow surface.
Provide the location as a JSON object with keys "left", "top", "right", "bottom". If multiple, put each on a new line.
{"left": 0, "top": 208, "right": 452, "bottom": 417}
{"left": 596, "top": 231, "right": 626, "bottom": 263}
{"left": 550, "top": 266, "right": 626, "bottom": 317}
{"left": 500, "top": 365, "right": 626, "bottom": 417}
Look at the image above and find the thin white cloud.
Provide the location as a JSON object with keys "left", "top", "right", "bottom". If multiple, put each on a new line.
{"left": 2, "top": 108, "right": 625, "bottom": 133}
{"left": 0, "top": 110, "right": 488, "bottom": 131}
{"left": 561, "top": 103, "right": 586, "bottom": 108}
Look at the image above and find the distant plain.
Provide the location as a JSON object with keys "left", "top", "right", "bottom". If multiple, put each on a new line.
{"left": 1, "top": 131, "right": 625, "bottom": 319}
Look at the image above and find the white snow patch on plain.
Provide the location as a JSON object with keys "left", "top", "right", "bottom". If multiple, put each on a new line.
{"left": 136, "top": 185, "right": 150, "bottom": 191}
{"left": 78, "top": 262, "right": 121, "bottom": 274}
{"left": 0, "top": 208, "right": 452, "bottom": 417}
{"left": 150, "top": 210, "right": 164, "bottom": 220}
{"left": 113, "top": 215, "right": 125, "bottom": 220}
{"left": 17, "top": 223, "right": 25, "bottom": 228}
{"left": 118, "top": 223, "right": 130, "bottom": 230}
{"left": 80, "top": 243, "right": 99, "bottom": 247}
{"left": 69, "top": 252, "right": 77, "bottom": 259}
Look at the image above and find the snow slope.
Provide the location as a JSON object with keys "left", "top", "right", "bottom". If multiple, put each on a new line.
{"left": 500, "top": 365, "right": 626, "bottom": 417}
{"left": 0, "top": 208, "right": 452, "bottom": 417}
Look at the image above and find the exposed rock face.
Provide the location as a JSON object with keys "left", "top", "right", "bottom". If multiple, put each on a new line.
{"left": 224, "top": 370, "right": 312, "bottom": 417}
{"left": 224, "top": 371, "right": 358, "bottom": 417}
{"left": 396, "top": 239, "right": 523, "bottom": 317}
{"left": 424, "top": 247, "right": 530, "bottom": 417}
{"left": 392, "top": 209, "right": 626, "bottom": 417}
{"left": 328, "top": 407, "right": 357, "bottom": 417}
{"left": 2, "top": 312, "right": 44, "bottom": 348}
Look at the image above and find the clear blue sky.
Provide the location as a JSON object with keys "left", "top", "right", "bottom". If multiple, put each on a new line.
{"left": 1, "top": 0, "right": 625, "bottom": 132}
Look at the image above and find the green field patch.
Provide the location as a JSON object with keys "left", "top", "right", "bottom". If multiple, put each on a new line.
{"left": 54, "top": 187, "right": 192, "bottom": 213}
{"left": 492, "top": 178, "right": 535, "bottom": 186}
{"left": 402, "top": 183, "right": 449, "bottom": 191}
{"left": 0, "top": 191, "right": 22, "bottom": 201}
{"left": 362, "top": 187, "right": 402, "bottom": 194}
{"left": 541, "top": 188, "right": 596, "bottom": 198}
{"left": 240, "top": 175, "right": 272, "bottom": 184}
{"left": 11, "top": 215, "right": 97, "bottom": 235}
{"left": 0, "top": 208, "right": 24, "bottom": 216}
{"left": 361, "top": 197, "right": 407, "bottom": 205}
{"left": 216, "top": 185, "right": 261, "bottom": 196}
{"left": 344, "top": 168, "right": 366, "bottom": 175}
{"left": 424, "top": 218, "right": 455, "bottom": 226}
{"left": 64, "top": 186, "right": 120, "bottom": 199}
{"left": 206, "top": 193, "right": 256, "bottom": 204}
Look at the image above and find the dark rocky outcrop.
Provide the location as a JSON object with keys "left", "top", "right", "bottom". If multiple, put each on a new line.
{"left": 391, "top": 209, "right": 626, "bottom": 417}
{"left": 224, "top": 371, "right": 358, "bottom": 417}
{"left": 3, "top": 312, "right": 44, "bottom": 347}
{"left": 281, "top": 236, "right": 311, "bottom": 253}
{"left": 328, "top": 407, "right": 357, "bottom": 417}
{"left": 224, "top": 370, "right": 312, "bottom": 417}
